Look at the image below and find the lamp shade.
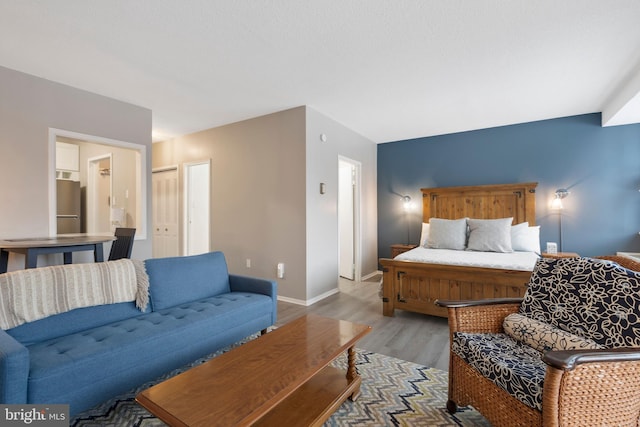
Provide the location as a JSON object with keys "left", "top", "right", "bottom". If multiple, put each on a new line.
{"left": 551, "top": 188, "right": 569, "bottom": 210}
{"left": 402, "top": 195, "right": 413, "bottom": 211}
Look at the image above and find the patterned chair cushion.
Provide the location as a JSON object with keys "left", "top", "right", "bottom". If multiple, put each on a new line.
{"left": 520, "top": 257, "right": 640, "bottom": 348}
{"left": 452, "top": 332, "right": 546, "bottom": 410}
{"left": 503, "top": 313, "right": 603, "bottom": 353}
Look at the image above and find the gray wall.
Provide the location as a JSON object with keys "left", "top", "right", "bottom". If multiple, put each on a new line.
{"left": 153, "top": 107, "right": 308, "bottom": 300}
{"left": 0, "top": 66, "right": 152, "bottom": 269}
{"left": 305, "top": 107, "right": 378, "bottom": 301}
{"left": 153, "top": 106, "right": 378, "bottom": 303}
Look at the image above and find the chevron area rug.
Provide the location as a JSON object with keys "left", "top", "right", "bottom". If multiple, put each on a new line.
{"left": 71, "top": 338, "right": 490, "bottom": 426}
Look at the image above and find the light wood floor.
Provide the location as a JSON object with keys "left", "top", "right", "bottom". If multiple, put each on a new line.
{"left": 275, "top": 275, "right": 451, "bottom": 371}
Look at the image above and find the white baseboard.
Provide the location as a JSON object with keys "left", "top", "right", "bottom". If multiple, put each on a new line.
{"left": 277, "top": 272, "right": 382, "bottom": 307}
{"left": 276, "top": 295, "right": 307, "bottom": 306}
{"left": 277, "top": 287, "right": 340, "bottom": 307}
{"left": 361, "top": 270, "right": 383, "bottom": 282}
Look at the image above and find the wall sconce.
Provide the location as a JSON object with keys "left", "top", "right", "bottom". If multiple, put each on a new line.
{"left": 551, "top": 188, "right": 570, "bottom": 210}
{"left": 401, "top": 195, "right": 414, "bottom": 244}
{"left": 402, "top": 195, "right": 413, "bottom": 212}
{"left": 551, "top": 188, "right": 570, "bottom": 251}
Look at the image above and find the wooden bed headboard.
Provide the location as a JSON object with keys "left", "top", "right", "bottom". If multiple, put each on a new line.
{"left": 421, "top": 182, "right": 538, "bottom": 225}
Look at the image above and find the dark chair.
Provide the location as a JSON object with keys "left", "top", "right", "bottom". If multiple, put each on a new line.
{"left": 108, "top": 228, "right": 136, "bottom": 261}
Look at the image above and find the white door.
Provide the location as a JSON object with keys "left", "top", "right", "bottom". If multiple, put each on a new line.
{"left": 338, "top": 159, "right": 357, "bottom": 280}
{"left": 184, "top": 161, "right": 210, "bottom": 255}
{"left": 152, "top": 168, "right": 179, "bottom": 258}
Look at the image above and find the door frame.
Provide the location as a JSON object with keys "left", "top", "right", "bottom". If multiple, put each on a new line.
{"left": 183, "top": 159, "right": 211, "bottom": 255}
{"left": 87, "top": 153, "right": 113, "bottom": 235}
{"left": 338, "top": 156, "right": 362, "bottom": 281}
{"left": 48, "top": 127, "right": 147, "bottom": 239}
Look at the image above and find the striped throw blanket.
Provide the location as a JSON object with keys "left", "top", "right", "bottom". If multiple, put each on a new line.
{"left": 0, "top": 259, "right": 149, "bottom": 330}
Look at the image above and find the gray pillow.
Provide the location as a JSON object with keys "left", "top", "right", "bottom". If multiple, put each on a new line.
{"left": 427, "top": 218, "right": 467, "bottom": 250}
{"left": 467, "top": 217, "right": 514, "bottom": 253}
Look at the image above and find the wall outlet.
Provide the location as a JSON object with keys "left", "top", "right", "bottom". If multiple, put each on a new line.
{"left": 546, "top": 242, "right": 558, "bottom": 254}
{"left": 246, "top": 259, "right": 251, "bottom": 268}
{"left": 277, "top": 262, "right": 285, "bottom": 279}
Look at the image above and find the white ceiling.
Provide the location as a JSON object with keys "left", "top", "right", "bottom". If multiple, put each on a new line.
{"left": 2, "top": 0, "right": 640, "bottom": 143}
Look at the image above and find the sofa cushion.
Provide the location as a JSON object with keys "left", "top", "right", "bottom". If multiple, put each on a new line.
{"left": 145, "top": 251, "right": 231, "bottom": 310}
{"left": 25, "top": 292, "right": 272, "bottom": 414}
{"left": 452, "top": 332, "right": 546, "bottom": 411}
{"left": 6, "top": 301, "right": 149, "bottom": 346}
{"left": 503, "top": 313, "right": 603, "bottom": 353}
{"left": 520, "top": 257, "right": 640, "bottom": 348}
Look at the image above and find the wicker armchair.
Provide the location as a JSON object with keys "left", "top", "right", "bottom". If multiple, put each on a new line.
{"left": 437, "top": 256, "right": 640, "bottom": 427}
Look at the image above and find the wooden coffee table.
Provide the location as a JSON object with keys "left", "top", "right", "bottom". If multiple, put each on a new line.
{"left": 136, "top": 314, "right": 371, "bottom": 426}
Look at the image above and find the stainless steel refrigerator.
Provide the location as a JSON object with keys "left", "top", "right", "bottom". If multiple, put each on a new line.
{"left": 56, "top": 179, "right": 81, "bottom": 234}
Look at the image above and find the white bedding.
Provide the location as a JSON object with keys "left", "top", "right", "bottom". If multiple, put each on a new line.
{"left": 394, "top": 246, "right": 539, "bottom": 271}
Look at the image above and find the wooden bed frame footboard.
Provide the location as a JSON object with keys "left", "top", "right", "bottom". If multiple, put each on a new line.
{"left": 380, "top": 258, "right": 531, "bottom": 317}
{"left": 380, "top": 182, "right": 538, "bottom": 318}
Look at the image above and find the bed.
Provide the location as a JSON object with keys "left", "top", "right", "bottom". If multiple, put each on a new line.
{"left": 380, "top": 182, "right": 539, "bottom": 318}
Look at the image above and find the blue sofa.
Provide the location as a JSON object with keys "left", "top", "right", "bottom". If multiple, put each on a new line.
{"left": 0, "top": 251, "right": 277, "bottom": 416}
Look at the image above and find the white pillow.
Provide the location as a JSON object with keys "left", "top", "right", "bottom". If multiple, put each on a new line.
{"left": 426, "top": 218, "right": 467, "bottom": 250}
{"left": 511, "top": 222, "right": 541, "bottom": 253}
{"left": 467, "top": 217, "right": 514, "bottom": 253}
{"left": 511, "top": 221, "right": 529, "bottom": 236}
{"left": 420, "top": 223, "right": 430, "bottom": 247}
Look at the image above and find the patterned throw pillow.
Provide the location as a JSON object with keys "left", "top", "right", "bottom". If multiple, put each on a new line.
{"left": 520, "top": 257, "right": 640, "bottom": 348}
{"left": 503, "top": 313, "right": 603, "bottom": 353}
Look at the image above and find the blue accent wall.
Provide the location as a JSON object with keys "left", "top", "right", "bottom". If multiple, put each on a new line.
{"left": 377, "top": 113, "right": 640, "bottom": 258}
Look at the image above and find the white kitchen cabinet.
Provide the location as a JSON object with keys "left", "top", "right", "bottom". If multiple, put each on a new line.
{"left": 56, "top": 141, "right": 79, "bottom": 172}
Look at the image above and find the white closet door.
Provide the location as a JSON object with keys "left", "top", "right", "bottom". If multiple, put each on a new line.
{"left": 152, "top": 168, "right": 179, "bottom": 258}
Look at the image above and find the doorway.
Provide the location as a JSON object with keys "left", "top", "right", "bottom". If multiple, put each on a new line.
{"left": 184, "top": 160, "right": 211, "bottom": 255}
{"left": 338, "top": 157, "right": 361, "bottom": 280}
{"left": 87, "top": 154, "right": 113, "bottom": 234}
{"left": 152, "top": 167, "right": 179, "bottom": 258}
{"left": 49, "top": 128, "right": 147, "bottom": 239}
